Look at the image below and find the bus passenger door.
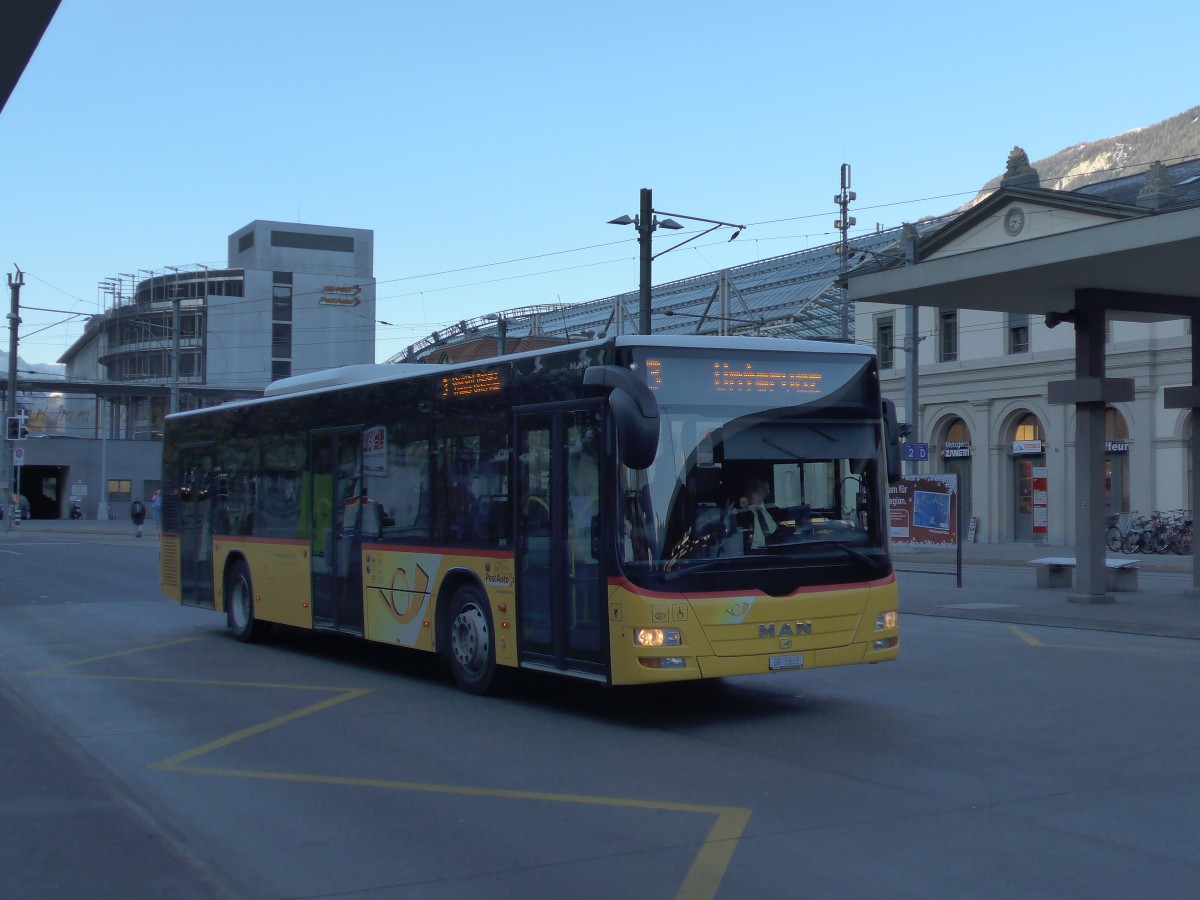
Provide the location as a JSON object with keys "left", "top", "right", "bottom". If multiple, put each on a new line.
{"left": 309, "top": 428, "right": 365, "bottom": 636}
{"left": 177, "top": 443, "right": 215, "bottom": 609}
{"left": 515, "top": 406, "right": 606, "bottom": 675}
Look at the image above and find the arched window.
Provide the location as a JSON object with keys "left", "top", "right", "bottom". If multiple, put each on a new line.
{"left": 1105, "top": 408, "right": 1129, "bottom": 441}
{"left": 1014, "top": 414, "right": 1042, "bottom": 442}
{"left": 945, "top": 418, "right": 971, "bottom": 445}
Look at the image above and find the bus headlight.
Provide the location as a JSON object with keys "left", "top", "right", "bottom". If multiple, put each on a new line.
{"left": 634, "top": 627, "right": 681, "bottom": 647}
{"left": 875, "top": 610, "right": 898, "bottom": 630}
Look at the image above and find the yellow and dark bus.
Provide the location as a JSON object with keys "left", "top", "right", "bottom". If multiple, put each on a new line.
{"left": 160, "top": 335, "right": 902, "bottom": 693}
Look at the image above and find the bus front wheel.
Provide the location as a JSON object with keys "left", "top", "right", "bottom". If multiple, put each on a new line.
{"left": 227, "top": 559, "right": 268, "bottom": 643}
{"left": 446, "top": 584, "right": 505, "bottom": 695}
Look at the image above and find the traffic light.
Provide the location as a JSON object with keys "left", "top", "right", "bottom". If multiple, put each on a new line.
{"left": 5, "top": 416, "right": 27, "bottom": 441}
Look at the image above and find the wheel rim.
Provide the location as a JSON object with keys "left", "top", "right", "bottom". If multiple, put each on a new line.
{"left": 451, "top": 601, "right": 490, "bottom": 676}
{"left": 230, "top": 576, "right": 250, "bottom": 629}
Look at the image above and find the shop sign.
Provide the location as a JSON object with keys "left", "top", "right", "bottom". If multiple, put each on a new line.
{"left": 319, "top": 284, "right": 363, "bottom": 307}
{"left": 1012, "top": 439, "right": 1043, "bottom": 455}
{"left": 1105, "top": 440, "right": 1129, "bottom": 453}
{"left": 942, "top": 441, "right": 972, "bottom": 458}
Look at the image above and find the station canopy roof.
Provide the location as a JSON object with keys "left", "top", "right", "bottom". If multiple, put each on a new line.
{"left": 388, "top": 224, "right": 935, "bottom": 363}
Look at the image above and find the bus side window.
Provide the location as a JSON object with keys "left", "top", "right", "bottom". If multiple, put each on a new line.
{"left": 255, "top": 434, "right": 304, "bottom": 539}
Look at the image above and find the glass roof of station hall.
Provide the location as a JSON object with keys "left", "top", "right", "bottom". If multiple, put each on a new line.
{"left": 387, "top": 222, "right": 939, "bottom": 363}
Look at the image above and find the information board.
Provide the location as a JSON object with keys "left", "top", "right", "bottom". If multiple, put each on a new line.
{"left": 889, "top": 473, "right": 959, "bottom": 547}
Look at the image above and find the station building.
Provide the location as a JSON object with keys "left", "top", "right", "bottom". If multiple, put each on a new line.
{"left": 853, "top": 154, "right": 1200, "bottom": 547}
{"left": 392, "top": 155, "right": 1200, "bottom": 548}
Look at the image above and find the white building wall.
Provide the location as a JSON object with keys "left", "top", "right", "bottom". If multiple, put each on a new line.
{"left": 207, "top": 273, "right": 271, "bottom": 389}
{"left": 209, "top": 220, "right": 377, "bottom": 390}
{"left": 291, "top": 271, "right": 375, "bottom": 374}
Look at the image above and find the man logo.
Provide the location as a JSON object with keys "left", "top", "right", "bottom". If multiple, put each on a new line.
{"left": 759, "top": 621, "right": 813, "bottom": 638}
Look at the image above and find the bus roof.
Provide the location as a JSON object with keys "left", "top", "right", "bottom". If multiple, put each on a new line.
{"left": 166, "top": 334, "right": 875, "bottom": 420}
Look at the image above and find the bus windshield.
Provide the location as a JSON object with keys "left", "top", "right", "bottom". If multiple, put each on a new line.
{"left": 618, "top": 351, "right": 890, "bottom": 591}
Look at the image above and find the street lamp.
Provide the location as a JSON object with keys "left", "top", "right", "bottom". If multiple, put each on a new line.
{"left": 608, "top": 188, "right": 745, "bottom": 335}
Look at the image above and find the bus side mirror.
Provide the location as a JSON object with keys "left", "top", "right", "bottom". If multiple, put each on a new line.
{"left": 882, "top": 398, "right": 902, "bottom": 484}
{"left": 584, "top": 365, "right": 660, "bottom": 470}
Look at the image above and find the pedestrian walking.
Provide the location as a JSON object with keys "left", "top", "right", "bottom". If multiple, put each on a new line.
{"left": 151, "top": 490, "right": 162, "bottom": 532}
{"left": 131, "top": 497, "right": 147, "bottom": 538}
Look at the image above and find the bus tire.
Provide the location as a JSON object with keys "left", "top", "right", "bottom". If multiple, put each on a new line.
{"left": 227, "top": 558, "right": 268, "bottom": 643}
{"left": 446, "top": 583, "right": 506, "bottom": 695}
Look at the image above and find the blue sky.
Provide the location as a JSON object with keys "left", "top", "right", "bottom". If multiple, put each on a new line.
{"left": 2, "top": 0, "right": 1197, "bottom": 366}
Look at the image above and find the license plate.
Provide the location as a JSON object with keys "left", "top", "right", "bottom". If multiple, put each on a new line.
{"left": 769, "top": 653, "right": 804, "bottom": 671}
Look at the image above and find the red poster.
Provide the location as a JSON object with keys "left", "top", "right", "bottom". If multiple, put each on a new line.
{"left": 889, "top": 474, "right": 958, "bottom": 547}
{"left": 1032, "top": 466, "right": 1048, "bottom": 536}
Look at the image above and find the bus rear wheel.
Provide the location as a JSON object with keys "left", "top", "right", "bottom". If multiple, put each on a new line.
{"left": 446, "top": 584, "right": 506, "bottom": 695}
{"left": 227, "top": 559, "right": 268, "bottom": 643}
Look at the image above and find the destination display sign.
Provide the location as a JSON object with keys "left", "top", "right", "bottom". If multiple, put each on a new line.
{"left": 440, "top": 369, "right": 505, "bottom": 399}
{"left": 641, "top": 353, "right": 870, "bottom": 407}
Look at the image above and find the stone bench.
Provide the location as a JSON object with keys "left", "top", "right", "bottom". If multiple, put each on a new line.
{"left": 1028, "top": 557, "right": 1139, "bottom": 591}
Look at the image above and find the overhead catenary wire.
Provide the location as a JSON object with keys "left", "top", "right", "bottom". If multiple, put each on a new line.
{"left": 14, "top": 151, "right": 1200, "bottom": 357}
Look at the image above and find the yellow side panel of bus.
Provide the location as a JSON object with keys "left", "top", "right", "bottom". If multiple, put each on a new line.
{"left": 160, "top": 534, "right": 181, "bottom": 602}
{"left": 213, "top": 540, "right": 313, "bottom": 630}
{"left": 362, "top": 548, "right": 517, "bottom": 663}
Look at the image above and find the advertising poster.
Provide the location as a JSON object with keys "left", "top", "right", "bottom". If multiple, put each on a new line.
{"left": 889, "top": 474, "right": 958, "bottom": 547}
{"left": 1032, "top": 466, "right": 1048, "bottom": 536}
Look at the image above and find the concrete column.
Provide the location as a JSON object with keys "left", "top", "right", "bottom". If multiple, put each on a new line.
{"left": 1075, "top": 397, "right": 1107, "bottom": 597}
{"left": 1163, "top": 314, "right": 1200, "bottom": 591}
{"left": 1048, "top": 301, "right": 1134, "bottom": 601}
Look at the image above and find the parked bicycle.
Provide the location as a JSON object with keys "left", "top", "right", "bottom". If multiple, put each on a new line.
{"left": 1106, "top": 510, "right": 1193, "bottom": 555}
{"left": 1165, "top": 509, "right": 1193, "bottom": 554}
{"left": 1175, "top": 513, "right": 1193, "bottom": 554}
{"left": 1121, "top": 513, "right": 1154, "bottom": 554}
{"left": 1106, "top": 513, "right": 1131, "bottom": 552}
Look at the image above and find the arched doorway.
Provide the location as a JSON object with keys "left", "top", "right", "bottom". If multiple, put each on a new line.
{"left": 1104, "top": 407, "right": 1130, "bottom": 515}
{"left": 938, "top": 417, "right": 973, "bottom": 540}
{"left": 1010, "top": 413, "right": 1046, "bottom": 542}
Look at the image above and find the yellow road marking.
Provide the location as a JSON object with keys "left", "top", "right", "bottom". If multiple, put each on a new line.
{"left": 1010, "top": 625, "right": 1043, "bottom": 646}
{"left": 32, "top": 638, "right": 750, "bottom": 898}
{"left": 1009, "top": 625, "right": 1200, "bottom": 655}
{"left": 677, "top": 806, "right": 753, "bottom": 900}
{"left": 151, "top": 688, "right": 371, "bottom": 769}
{"left": 157, "top": 762, "right": 748, "bottom": 900}
{"left": 25, "top": 636, "right": 201, "bottom": 675}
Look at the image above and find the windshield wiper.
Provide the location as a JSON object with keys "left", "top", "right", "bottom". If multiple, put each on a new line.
{"left": 794, "top": 539, "right": 877, "bottom": 567}
{"left": 660, "top": 556, "right": 755, "bottom": 581}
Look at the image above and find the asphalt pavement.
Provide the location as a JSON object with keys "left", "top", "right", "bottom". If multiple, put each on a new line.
{"left": 5, "top": 515, "right": 1199, "bottom": 640}
{"left": 0, "top": 517, "right": 233, "bottom": 899}
{"left": 0, "top": 518, "right": 1195, "bottom": 897}
{"left": 3, "top": 516, "right": 1199, "bottom": 896}
{"left": 892, "top": 539, "right": 1200, "bottom": 640}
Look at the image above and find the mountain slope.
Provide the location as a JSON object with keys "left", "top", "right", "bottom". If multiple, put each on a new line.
{"left": 967, "top": 105, "right": 1200, "bottom": 205}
